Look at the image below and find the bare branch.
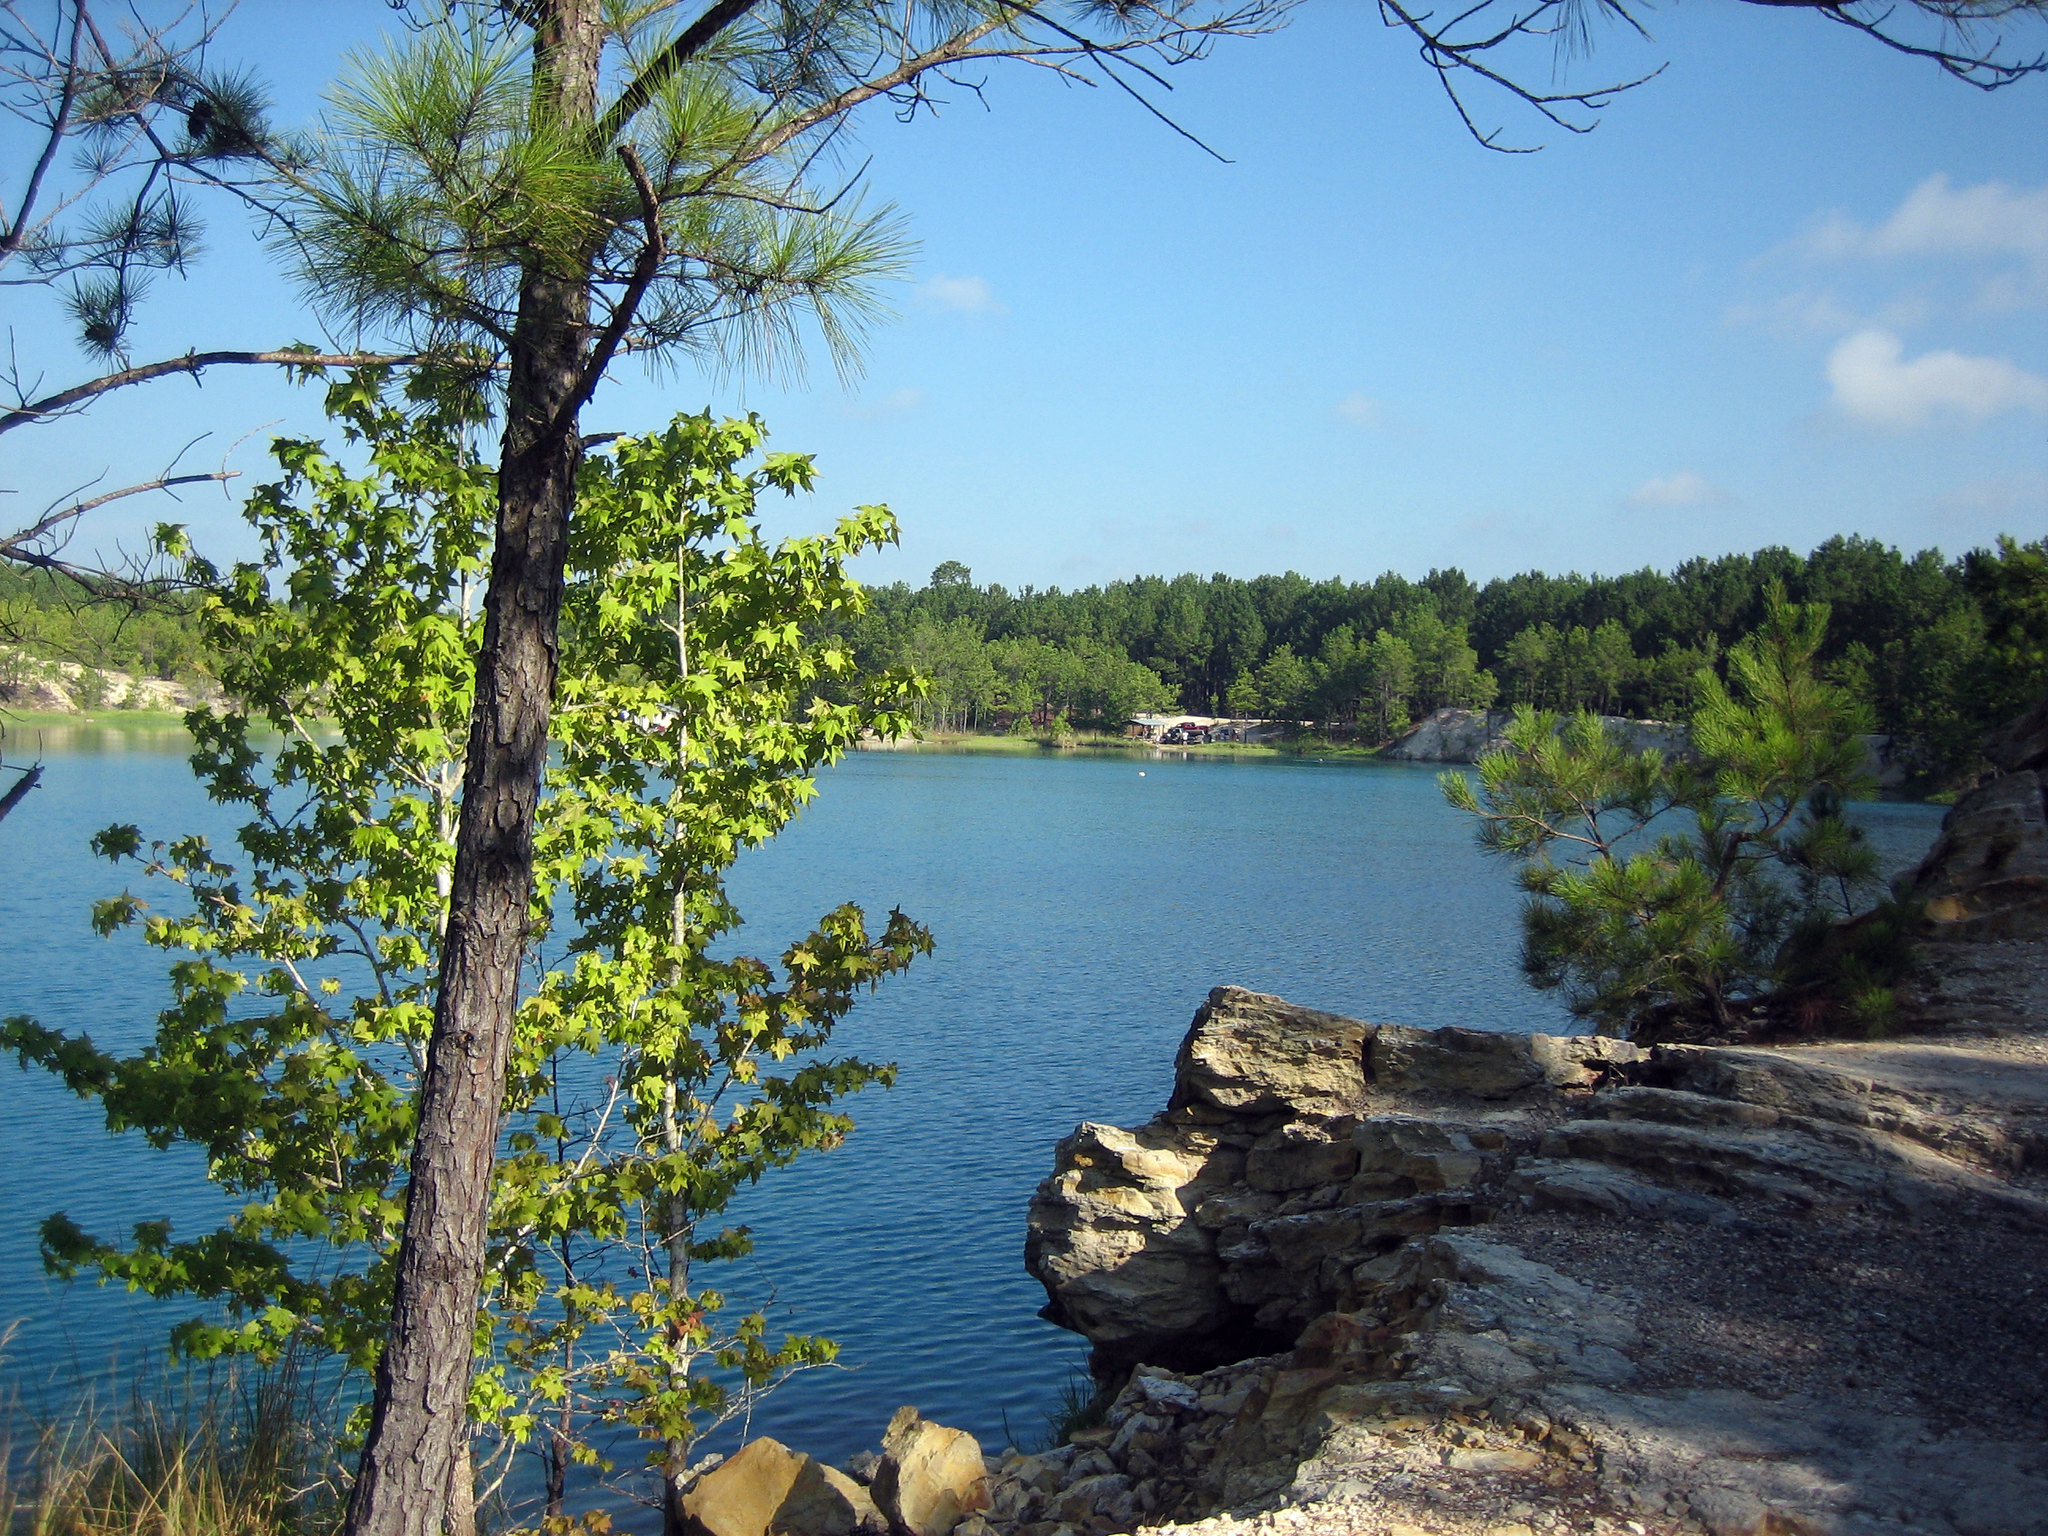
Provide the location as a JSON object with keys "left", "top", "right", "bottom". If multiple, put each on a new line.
{"left": 1743, "top": 0, "right": 2048, "bottom": 87}
{"left": 0, "top": 468, "right": 233, "bottom": 561}
{"left": 552, "top": 146, "right": 667, "bottom": 442}
{"left": 0, "top": 0, "right": 85, "bottom": 262}
{"left": 0, "top": 348, "right": 417, "bottom": 436}
{"left": 1373, "top": 0, "right": 2046, "bottom": 151}
{"left": 0, "top": 760, "right": 42, "bottom": 825}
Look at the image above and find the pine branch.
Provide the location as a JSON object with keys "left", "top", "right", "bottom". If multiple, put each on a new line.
{"left": 593, "top": 0, "right": 767, "bottom": 147}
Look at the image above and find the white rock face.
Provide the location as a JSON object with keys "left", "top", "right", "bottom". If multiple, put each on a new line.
{"left": 0, "top": 649, "right": 219, "bottom": 714}
{"left": 1384, "top": 704, "right": 1919, "bottom": 791}
{"left": 1381, "top": 708, "right": 1690, "bottom": 764}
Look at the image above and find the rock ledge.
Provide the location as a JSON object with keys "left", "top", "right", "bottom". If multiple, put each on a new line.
{"left": 1005, "top": 987, "right": 2048, "bottom": 1536}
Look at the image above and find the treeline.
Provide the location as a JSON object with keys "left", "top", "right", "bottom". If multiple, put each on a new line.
{"left": 0, "top": 566, "right": 212, "bottom": 682}
{"left": 8, "top": 537, "right": 2041, "bottom": 781}
{"left": 825, "top": 537, "right": 2047, "bottom": 773}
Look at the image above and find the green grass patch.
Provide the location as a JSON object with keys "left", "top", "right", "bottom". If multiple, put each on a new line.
{"left": 3, "top": 709, "right": 195, "bottom": 731}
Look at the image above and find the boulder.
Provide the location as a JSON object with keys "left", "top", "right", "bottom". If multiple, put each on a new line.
{"left": 872, "top": 1407, "right": 990, "bottom": 1536}
{"left": 681, "top": 1437, "right": 887, "bottom": 1536}
{"left": 1906, "top": 767, "right": 2048, "bottom": 937}
{"left": 783, "top": 1464, "right": 888, "bottom": 1536}
{"left": 1168, "top": 987, "right": 1372, "bottom": 1119}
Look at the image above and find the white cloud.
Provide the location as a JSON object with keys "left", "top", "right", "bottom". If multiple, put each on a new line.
{"left": 1826, "top": 329, "right": 2048, "bottom": 429}
{"left": 1812, "top": 174, "right": 2048, "bottom": 262}
{"left": 1723, "top": 289, "right": 1863, "bottom": 337}
{"left": 1721, "top": 287, "right": 1934, "bottom": 339}
{"left": 840, "top": 387, "right": 924, "bottom": 420}
{"left": 916, "top": 274, "right": 1003, "bottom": 314}
{"left": 1333, "top": 392, "right": 1394, "bottom": 430}
{"left": 1798, "top": 176, "right": 2048, "bottom": 312}
{"left": 1625, "top": 471, "right": 1732, "bottom": 510}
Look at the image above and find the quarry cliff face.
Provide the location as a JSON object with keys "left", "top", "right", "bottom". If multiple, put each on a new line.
{"left": 1903, "top": 691, "right": 2048, "bottom": 941}
{"left": 1380, "top": 707, "right": 1923, "bottom": 791}
{"left": 1018, "top": 971, "right": 2047, "bottom": 1536}
{"left": 1894, "top": 691, "right": 2048, "bottom": 1038}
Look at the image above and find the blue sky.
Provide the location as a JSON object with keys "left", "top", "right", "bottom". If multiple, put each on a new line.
{"left": 7, "top": 0, "right": 2045, "bottom": 591}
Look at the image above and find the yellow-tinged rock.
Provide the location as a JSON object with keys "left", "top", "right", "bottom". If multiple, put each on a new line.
{"left": 872, "top": 1407, "right": 991, "bottom": 1536}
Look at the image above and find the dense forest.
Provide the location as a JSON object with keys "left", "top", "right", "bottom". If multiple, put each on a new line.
{"left": 7, "top": 535, "right": 2045, "bottom": 782}
{"left": 822, "top": 536, "right": 2048, "bottom": 778}
{"left": 0, "top": 566, "right": 212, "bottom": 687}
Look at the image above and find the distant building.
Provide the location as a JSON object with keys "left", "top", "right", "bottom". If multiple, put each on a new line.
{"left": 1126, "top": 714, "right": 1282, "bottom": 744}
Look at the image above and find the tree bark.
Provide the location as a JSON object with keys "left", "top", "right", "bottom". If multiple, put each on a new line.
{"left": 342, "top": 6, "right": 602, "bottom": 1534}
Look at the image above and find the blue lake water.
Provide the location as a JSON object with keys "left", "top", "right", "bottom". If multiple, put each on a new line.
{"left": 0, "top": 732, "right": 1946, "bottom": 1490}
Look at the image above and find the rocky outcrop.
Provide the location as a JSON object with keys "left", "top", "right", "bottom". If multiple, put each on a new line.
{"left": 1892, "top": 692, "right": 2048, "bottom": 1039}
{"left": 1025, "top": 989, "right": 1642, "bottom": 1376}
{"left": 1383, "top": 707, "right": 1915, "bottom": 791}
{"left": 1903, "top": 692, "right": 2048, "bottom": 941}
{"left": 1382, "top": 710, "right": 1690, "bottom": 766}
{"left": 1016, "top": 987, "right": 2048, "bottom": 1536}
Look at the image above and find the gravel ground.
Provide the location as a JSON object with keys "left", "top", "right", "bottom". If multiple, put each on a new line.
{"left": 1498, "top": 1198, "right": 2048, "bottom": 1435}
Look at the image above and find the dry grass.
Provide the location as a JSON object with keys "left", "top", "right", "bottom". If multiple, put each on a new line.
{"left": 0, "top": 1330, "right": 345, "bottom": 1536}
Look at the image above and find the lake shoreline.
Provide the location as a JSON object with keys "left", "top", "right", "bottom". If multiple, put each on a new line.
{"left": 854, "top": 730, "right": 1387, "bottom": 763}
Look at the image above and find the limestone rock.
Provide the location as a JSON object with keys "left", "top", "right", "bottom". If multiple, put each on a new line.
{"left": 682, "top": 1437, "right": 887, "bottom": 1536}
{"left": 1907, "top": 767, "right": 2048, "bottom": 937}
{"left": 1244, "top": 1122, "right": 1358, "bottom": 1192}
{"left": 1383, "top": 707, "right": 1688, "bottom": 764}
{"left": 1024, "top": 1120, "right": 1236, "bottom": 1352}
{"left": 1982, "top": 690, "right": 2048, "bottom": 774}
{"left": 1381, "top": 706, "right": 1510, "bottom": 762}
{"left": 789, "top": 1465, "right": 889, "bottom": 1536}
{"left": 873, "top": 1407, "right": 990, "bottom": 1536}
{"left": 1027, "top": 994, "right": 1645, "bottom": 1374}
{"left": 1350, "top": 1116, "right": 1492, "bottom": 1195}
{"left": 1510, "top": 1157, "right": 1741, "bottom": 1226}
{"left": 1168, "top": 987, "right": 1373, "bottom": 1119}
{"left": 1017, "top": 986, "right": 2048, "bottom": 1536}
{"left": 1899, "top": 693, "right": 2048, "bottom": 944}
{"left": 1370, "top": 1026, "right": 1640, "bottom": 1100}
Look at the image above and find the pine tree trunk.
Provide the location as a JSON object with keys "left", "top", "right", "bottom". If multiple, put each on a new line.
{"left": 342, "top": 7, "right": 602, "bottom": 1534}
